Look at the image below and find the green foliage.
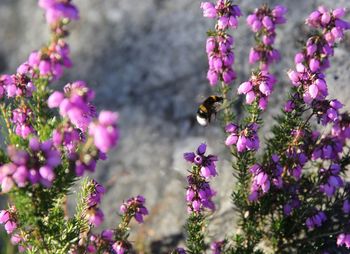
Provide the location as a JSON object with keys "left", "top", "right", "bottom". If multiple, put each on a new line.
{"left": 185, "top": 213, "right": 206, "bottom": 254}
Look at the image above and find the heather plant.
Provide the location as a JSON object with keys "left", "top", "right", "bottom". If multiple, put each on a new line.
{"left": 1, "top": 1, "right": 350, "bottom": 254}
{"left": 0, "top": 1, "right": 146, "bottom": 253}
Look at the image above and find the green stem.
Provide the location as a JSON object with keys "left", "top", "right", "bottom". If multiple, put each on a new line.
{"left": 185, "top": 213, "right": 206, "bottom": 254}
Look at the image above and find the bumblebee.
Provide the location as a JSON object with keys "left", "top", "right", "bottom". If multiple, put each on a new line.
{"left": 196, "top": 95, "right": 223, "bottom": 126}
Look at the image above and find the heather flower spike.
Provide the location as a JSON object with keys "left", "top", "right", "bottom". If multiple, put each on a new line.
{"left": 203, "top": 0, "right": 241, "bottom": 86}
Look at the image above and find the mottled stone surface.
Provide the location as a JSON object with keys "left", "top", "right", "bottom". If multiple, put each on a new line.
{"left": 0, "top": 0, "right": 350, "bottom": 253}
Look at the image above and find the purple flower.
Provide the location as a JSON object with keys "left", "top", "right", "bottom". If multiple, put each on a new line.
{"left": 120, "top": 195, "right": 148, "bottom": 224}
{"left": 174, "top": 248, "right": 187, "bottom": 254}
{"left": 305, "top": 211, "right": 327, "bottom": 230}
{"left": 112, "top": 241, "right": 128, "bottom": 254}
{"left": 337, "top": 233, "right": 350, "bottom": 249}
{"left": 246, "top": 4, "right": 286, "bottom": 71}
{"left": 284, "top": 100, "right": 295, "bottom": 112}
{"left": 202, "top": 2, "right": 240, "bottom": 87}
{"left": 101, "top": 229, "right": 114, "bottom": 241}
{"left": 49, "top": 81, "right": 96, "bottom": 131}
{"left": 89, "top": 111, "right": 119, "bottom": 153}
{"left": 39, "top": 0, "right": 79, "bottom": 24}
{"left": 225, "top": 123, "right": 259, "bottom": 152}
{"left": 238, "top": 71, "right": 276, "bottom": 110}
{"left": 87, "top": 207, "right": 104, "bottom": 227}
{"left": 184, "top": 144, "right": 218, "bottom": 213}
{"left": 200, "top": 2, "right": 216, "bottom": 19}
{"left": 0, "top": 207, "right": 17, "bottom": 234}
{"left": 319, "top": 164, "right": 343, "bottom": 197}
{"left": 184, "top": 143, "right": 218, "bottom": 179}
{"left": 211, "top": 240, "right": 225, "bottom": 254}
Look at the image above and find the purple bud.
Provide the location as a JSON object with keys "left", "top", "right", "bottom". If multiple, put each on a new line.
{"left": 206, "top": 37, "right": 216, "bottom": 53}
{"left": 218, "top": 16, "right": 229, "bottom": 30}
{"left": 225, "top": 134, "right": 238, "bottom": 146}
{"left": 288, "top": 70, "right": 300, "bottom": 85}
{"left": 207, "top": 69, "right": 218, "bottom": 86}
{"left": 237, "top": 136, "right": 247, "bottom": 152}
{"left": 0, "top": 210, "right": 10, "bottom": 224}
{"left": 222, "top": 68, "right": 236, "bottom": 84}
{"left": 284, "top": 100, "right": 295, "bottom": 112}
{"left": 321, "top": 12, "right": 331, "bottom": 25}
{"left": 259, "top": 82, "right": 271, "bottom": 96}
{"left": 5, "top": 220, "right": 17, "bottom": 234}
{"left": 39, "top": 166, "right": 55, "bottom": 182}
{"left": 225, "top": 123, "right": 238, "bottom": 133}
{"left": 249, "top": 48, "right": 260, "bottom": 64}
{"left": 343, "top": 200, "right": 350, "bottom": 214}
{"left": 252, "top": 20, "right": 262, "bottom": 32}
{"left": 48, "top": 91, "right": 64, "bottom": 108}
{"left": 101, "top": 229, "right": 114, "bottom": 241}
{"left": 246, "top": 91, "right": 256, "bottom": 104}
{"left": 294, "top": 53, "right": 305, "bottom": 64}
{"left": 238, "top": 81, "right": 252, "bottom": 94}
{"left": 262, "top": 16, "right": 274, "bottom": 30}
{"left": 308, "top": 84, "right": 319, "bottom": 99}
{"left": 200, "top": 2, "right": 217, "bottom": 18}
{"left": 309, "top": 58, "right": 320, "bottom": 72}
{"left": 272, "top": 5, "right": 288, "bottom": 17}
{"left": 333, "top": 8, "right": 346, "bottom": 18}
{"left": 192, "top": 200, "right": 201, "bottom": 212}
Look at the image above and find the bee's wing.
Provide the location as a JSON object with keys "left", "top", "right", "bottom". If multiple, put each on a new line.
{"left": 213, "top": 101, "right": 224, "bottom": 112}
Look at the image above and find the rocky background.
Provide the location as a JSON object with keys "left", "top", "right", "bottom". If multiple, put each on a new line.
{"left": 0, "top": 0, "right": 350, "bottom": 253}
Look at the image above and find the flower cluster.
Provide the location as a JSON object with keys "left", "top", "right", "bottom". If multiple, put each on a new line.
{"left": 120, "top": 195, "right": 148, "bottom": 224}
{"left": 12, "top": 105, "right": 34, "bottom": 139}
{"left": 238, "top": 71, "right": 277, "bottom": 110}
{"left": 89, "top": 111, "right": 119, "bottom": 153}
{"left": 306, "top": 7, "right": 350, "bottom": 44}
{"left": 0, "top": 207, "right": 17, "bottom": 234}
{"left": 337, "top": 233, "right": 350, "bottom": 249}
{"left": 248, "top": 154, "right": 283, "bottom": 201}
{"left": 173, "top": 247, "right": 187, "bottom": 254}
{"left": 288, "top": 7, "right": 350, "bottom": 104}
{"left": 283, "top": 198, "right": 301, "bottom": 216}
{"left": 184, "top": 143, "right": 217, "bottom": 213}
{"left": 247, "top": 4, "right": 287, "bottom": 70}
{"left": 305, "top": 210, "right": 327, "bottom": 230}
{"left": 0, "top": 73, "right": 35, "bottom": 98}
{"left": 332, "top": 113, "right": 350, "bottom": 140}
{"left": 285, "top": 145, "right": 308, "bottom": 181}
{"left": 200, "top": 0, "right": 242, "bottom": 26}
{"left": 311, "top": 135, "right": 343, "bottom": 161}
{"left": 210, "top": 240, "right": 225, "bottom": 254}
{"left": 26, "top": 41, "right": 73, "bottom": 80}
{"left": 24, "top": 0, "right": 79, "bottom": 80}
{"left": 225, "top": 123, "right": 259, "bottom": 152}
{"left": 52, "top": 123, "right": 82, "bottom": 158}
{"left": 0, "top": 138, "right": 61, "bottom": 192}
{"left": 206, "top": 34, "right": 236, "bottom": 86}
{"left": 70, "top": 192, "right": 147, "bottom": 254}
{"left": 319, "top": 164, "right": 344, "bottom": 197}
{"left": 48, "top": 81, "right": 96, "bottom": 131}
{"left": 201, "top": 0, "right": 242, "bottom": 86}
{"left": 248, "top": 164, "right": 270, "bottom": 201}
{"left": 313, "top": 99, "right": 343, "bottom": 126}
{"left": 39, "top": 0, "right": 79, "bottom": 26}
{"left": 86, "top": 181, "right": 106, "bottom": 227}
{"left": 184, "top": 143, "right": 218, "bottom": 179}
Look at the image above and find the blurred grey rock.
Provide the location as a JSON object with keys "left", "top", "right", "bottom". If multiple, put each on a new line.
{"left": 0, "top": 0, "right": 350, "bottom": 253}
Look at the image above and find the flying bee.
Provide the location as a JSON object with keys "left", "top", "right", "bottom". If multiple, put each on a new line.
{"left": 196, "top": 95, "right": 224, "bottom": 126}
